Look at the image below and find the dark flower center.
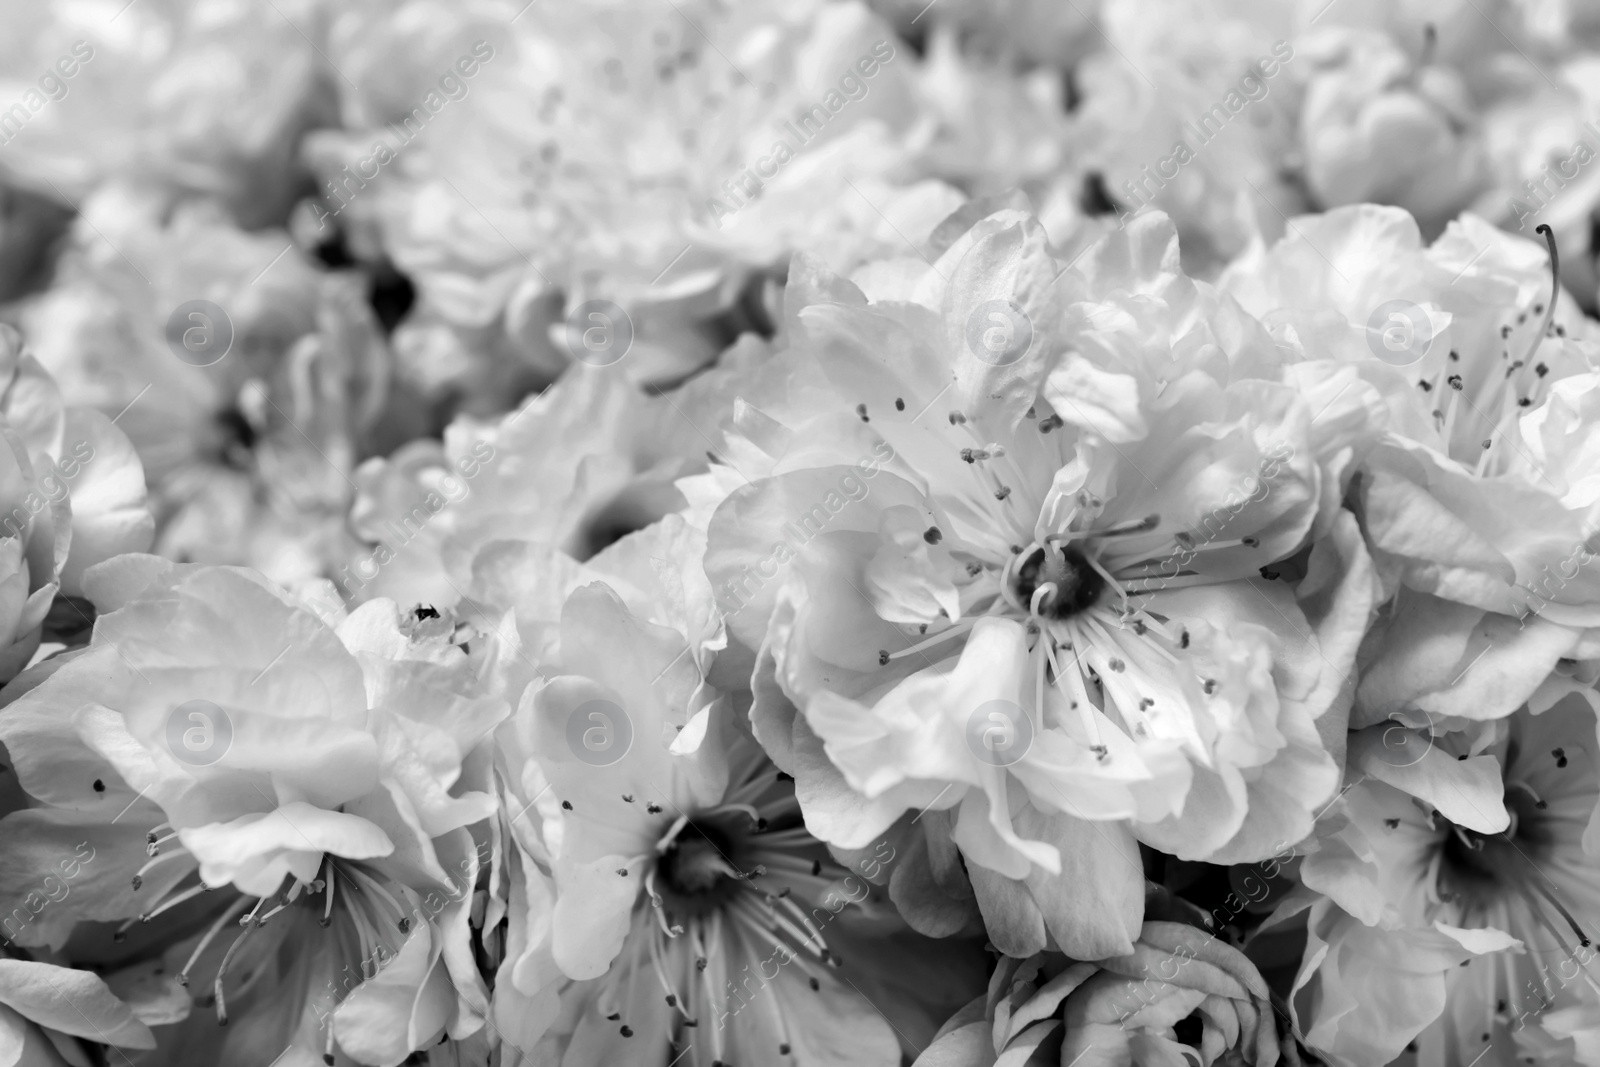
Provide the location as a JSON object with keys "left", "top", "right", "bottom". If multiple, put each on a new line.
{"left": 656, "top": 822, "right": 742, "bottom": 916}
{"left": 1010, "top": 543, "right": 1105, "bottom": 619}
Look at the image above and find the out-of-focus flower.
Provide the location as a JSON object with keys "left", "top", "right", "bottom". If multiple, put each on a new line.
{"left": 0, "top": 323, "right": 153, "bottom": 680}
{"left": 307, "top": 0, "right": 937, "bottom": 400}
{"left": 1287, "top": 675, "right": 1600, "bottom": 1066}
{"left": 0, "top": 555, "right": 508, "bottom": 1065}
{"left": 0, "top": 0, "right": 336, "bottom": 228}
{"left": 1296, "top": 26, "right": 1489, "bottom": 237}
{"left": 14, "top": 182, "right": 389, "bottom": 589}
{"left": 1071, "top": 0, "right": 1304, "bottom": 273}
{"left": 910, "top": 25, "right": 1077, "bottom": 202}
{"left": 913, "top": 920, "right": 1282, "bottom": 1067}
{"left": 696, "top": 208, "right": 1378, "bottom": 960}
{"left": 871, "top": 0, "right": 1104, "bottom": 69}
{"left": 1224, "top": 205, "right": 1600, "bottom": 722}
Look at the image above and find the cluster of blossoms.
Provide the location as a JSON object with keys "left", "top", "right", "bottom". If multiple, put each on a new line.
{"left": 8, "top": 1, "right": 1600, "bottom": 1066}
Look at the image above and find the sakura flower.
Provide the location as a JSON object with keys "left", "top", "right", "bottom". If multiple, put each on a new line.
{"left": 1296, "top": 25, "right": 1489, "bottom": 237}
{"left": 0, "top": 323, "right": 153, "bottom": 680}
{"left": 0, "top": 556, "right": 508, "bottom": 1066}
{"left": 15, "top": 182, "right": 390, "bottom": 589}
{"left": 1290, "top": 677, "right": 1600, "bottom": 1066}
{"left": 488, "top": 553, "right": 985, "bottom": 1067}
{"left": 1069, "top": 0, "right": 1304, "bottom": 272}
{"left": 307, "top": 0, "right": 928, "bottom": 395}
{"left": 341, "top": 357, "right": 742, "bottom": 619}
{"left": 913, "top": 920, "right": 1282, "bottom": 1067}
{"left": 0, "top": 0, "right": 336, "bottom": 227}
{"left": 698, "top": 207, "right": 1377, "bottom": 959}
{"left": 0, "top": 957, "right": 156, "bottom": 1066}
{"left": 1223, "top": 205, "right": 1600, "bottom": 713}
{"left": 871, "top": 0, "right": 1104, "bottom": 69}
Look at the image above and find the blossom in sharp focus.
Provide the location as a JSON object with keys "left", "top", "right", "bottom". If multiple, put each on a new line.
{"left": 1223, "top": 204, "right": 1600, "bottom": 723}
{"left": 1291, "top": 671, "right": 1600, "bottom": 1066}
{"left": 912, "top": 919, "right": 1282, "bottom": 1067}
{"left": 485, "top": 540, "right": 987, "bottom": 1067}
{"left": 0, "top": 958, "right": 157, "bottom": 1066}
{"left": 697, "top": 207, "right": 1380, "bottom": 960}
{"left": 0, "top": 555, "right": 508, "bottom": 1066}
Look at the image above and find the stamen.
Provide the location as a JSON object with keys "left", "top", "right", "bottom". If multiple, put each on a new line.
{"left": 701, "top": 803, "right": 761, "bottom": 826}
{"left": 1521, "top": 225, "right": 1561, "bottom": 372}
{"left": 322, "top": 864, "right": 337, "bottom": 927}
{"left": 1507, "top": 778, "right": 1548, "bottom": 810}
{"left": 885, "top": 617, "right": 978, "bottom": 660}
{"left": 133, "top": 849, "right": 188, "bottom": 889}
{"left": 146, "top": 830, "right": 180, "bottom": 856}
{"left": 141, "top": 879, "right": 210, "bottom": 923}
{"left": 1526, "top": 874, "right": 1590, "bottom": 947}
{"left": 648, "top": 919, "right": 687, "bottom": 1013}
{"left": 214, "top": 918, "right": 259, "bottom": 1025}
{"left": 656, "top": 814, "right": 693, "bottom": 853}
{"left": 1044, "top": 634, "right": 1105, "bottom": 758}
{"left": 1076, "top": 513, "right": 1160, "bottom": 539}
{"left": 1082, "top": 553, "right": 1126, "bottom": 610}
{"left": 177, "top": 897, "right": 253, "bottom": 987}
{"left": 1122, "top": 573, "right": 1216, "bottom": 594}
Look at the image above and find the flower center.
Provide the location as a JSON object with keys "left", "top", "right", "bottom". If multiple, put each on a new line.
{"left": 601, "top": 768, "right": 860, "bottom": 1061}
{"left": 655, "top": 822, "right": 743, "bottom": 917}
{"left": 1009, "top": 542, "right": 1105, "bottom": 619}
{"left": 1434, "top": 785, "right": 1592, "bottom": 949}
